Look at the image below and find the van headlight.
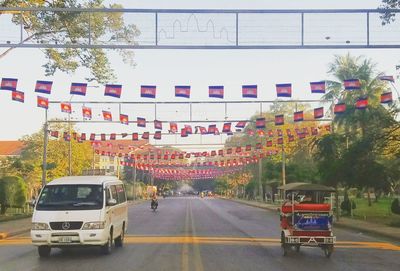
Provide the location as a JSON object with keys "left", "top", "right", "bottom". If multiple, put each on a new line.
{"left": 32, "top": 222, "right": 50, "bottom": 230}
{"left": 82, "top": 221, "right": 105, "bottom": 230}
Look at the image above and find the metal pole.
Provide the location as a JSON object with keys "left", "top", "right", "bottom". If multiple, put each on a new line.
{"left": 281, "top": 144, "right": 286, "bottom": 186}
{"left": 41, "top": 110, "right": 49, "bottom": 187}
{"left": 68, "top": 113, "right": 72, "bottom": 176}
{"left": 92, "top": 146, "right": 95, "bottom": 175}
{"left": 133, "top": 162, "right": 137, "bottom": 200}
{"left": 258, "top": 157, "right": 263, "bottom": 201}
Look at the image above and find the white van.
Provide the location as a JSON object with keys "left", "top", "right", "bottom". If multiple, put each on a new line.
{"left": 31, "top": 176, "right": 128, "bottom": 257}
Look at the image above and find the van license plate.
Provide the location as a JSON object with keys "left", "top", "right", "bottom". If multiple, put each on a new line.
{"left": 58, "top": 236, "right": 72, "bottom": 243}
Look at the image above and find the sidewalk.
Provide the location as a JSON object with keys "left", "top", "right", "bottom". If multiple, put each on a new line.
{"left": 223, "top": 197, "right": 400, "bottom": 242}
{"left": 0, "top": 199, "right": 146, "bottom": 240}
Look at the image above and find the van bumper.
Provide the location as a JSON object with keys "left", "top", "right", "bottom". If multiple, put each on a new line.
{"left": 31, "top": 229, "right": 109, "bottom": 247}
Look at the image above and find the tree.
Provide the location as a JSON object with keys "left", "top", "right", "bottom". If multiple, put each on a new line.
{"left": 0, "top": 176, "right": 27, "bottom": 214}
{"left": 0, "top": 0, "right": 140, "bottom": 83}
{"left": 379, "top": 0, "right": 400, "bottom": 25}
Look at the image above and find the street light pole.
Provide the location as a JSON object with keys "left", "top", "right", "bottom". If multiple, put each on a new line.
{"left": 41, "top": 109, "right": 49, "bottom": 187}
{"left": 281, "top": 144, "right": 286, "bottom": 187}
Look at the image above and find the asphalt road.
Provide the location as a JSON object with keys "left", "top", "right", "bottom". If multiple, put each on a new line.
{"left": 0, "top": 197, "right": 399, "bottom": 271}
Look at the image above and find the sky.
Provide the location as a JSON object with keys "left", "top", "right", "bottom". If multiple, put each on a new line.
{"left": 0, "top": 0, "right": 399, "bottom": 150}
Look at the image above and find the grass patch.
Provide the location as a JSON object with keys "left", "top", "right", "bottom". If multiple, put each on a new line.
{"left": 348, "top": 198, "right": 400, "bottom": 227}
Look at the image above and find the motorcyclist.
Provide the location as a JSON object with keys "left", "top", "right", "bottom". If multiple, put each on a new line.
{"left": 151, "top": 193, "right": 158, "bottom": 209}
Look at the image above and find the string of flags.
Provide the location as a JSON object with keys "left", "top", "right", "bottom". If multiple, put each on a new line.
{"left": 1, "top": 77, "right": 396, "bottom": 103}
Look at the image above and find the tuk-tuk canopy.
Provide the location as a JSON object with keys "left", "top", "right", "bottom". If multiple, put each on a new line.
{"left": 278, "top": 182, "right": 335, "bottom": 192}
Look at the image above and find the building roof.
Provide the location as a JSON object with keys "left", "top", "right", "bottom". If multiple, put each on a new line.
{"left": 0, "top": 141, "right": 25, "bottom": 156}
{"left": 94, "top": 139, "right": 153, "bottom": 154}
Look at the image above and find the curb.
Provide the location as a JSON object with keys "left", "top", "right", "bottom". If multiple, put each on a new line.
{"left": 223, "top": 197, "right": 400, "bottom": 242}
{"left": 0, "top": 227, "right": 31, "bottom": 240}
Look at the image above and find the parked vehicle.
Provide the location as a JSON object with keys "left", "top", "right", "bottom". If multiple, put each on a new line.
{"left": 279, "top": 182, "right": 336, "bottom": 258}
{"left": 31, "top": 176, "right": 128, "bottom": 257}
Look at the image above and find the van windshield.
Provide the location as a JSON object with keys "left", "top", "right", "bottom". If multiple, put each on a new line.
{"left": 36, "top": 185, "right": 103, "bottom": 210}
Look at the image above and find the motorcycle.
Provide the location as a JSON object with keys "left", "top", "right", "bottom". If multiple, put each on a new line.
{"left": 151, "top": 198, "right": 158, "bottom": 211}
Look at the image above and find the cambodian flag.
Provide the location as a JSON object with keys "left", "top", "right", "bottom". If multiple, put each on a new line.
{"left": 276, "top": 83, "right": 292, "bottom": 97}
{"left": 103, "top": 111, "right": 112, "bottom": 121}
{"left": 142, "top": 132, "right": 150, "bottom": 139}
{"left": 267, "top": 130, "right": 274, "bottom": 137}
{"left": 110, "top": 133, "right": 116, "bottom": 140}
{"left": 275, "top": 114, "right": 284, "bottom": 125}
{"left": 277, "top": 138, "right": 284, "bottom": 145}
{"left": 185, "top": 125, "right": 192, "bottom": 134}
{"left": 355, "top": 97, "right": 368, "bottom": 109}
{"left": 1, "top": 78, "right": 17, "bottom": 91}
{"left": 120, "top": 114, "right": 129, "bottom": 125}
{"left": 70, "top": 83, "right": 87, "bottom": 96}
{"left": 380, "top": 92, "right": 393, "bottom": 104}
{"left": 181, "top": 128, "right": 188, "bottom": 137}
{"left": 311, "top": 127, "right": 318, "bottom": 136}
{"left": 137, "top": 117, "right": 146, "bottom": 127}
{"left": 154, "top": 120, "right": 162, "bottom": 130}
{"left": 175, "top": 85, "right": 190, "bottom": 98}
{"left": 208, "top": 124, "right": 217, "bottom": 134}
{"left": 12, "top": 91, "right": 24, "bottom": 103}
{"left": 154, "top": 131, "right": 162, "bottom": 140}
{"left": 80, "top": 133, "right": 86, "bottom": 141}
{"left": 90, "top": 133, "right": 96, "bottom": 141}
{"left": 132, "top": 133, "right": 139, "bottom": 141}
{"left": 222, "top": 123, "right": 232, "bottom": 133}
{"left": 50, "top": 131, "right": 59, "bottom": 138}
{"left": 209, "top": 86, "right": 224, "bottom": 98}
{"left": 266, "top": 140, "right": 273, "bottom": 147}
{"left": 344, "top": 79, "right": 361, "bottom": 90}
{"left": 235, "top": 121, "right": 246, "bottom": 129}
{"left": 294, "top": 111, "right": 304, "bottom": 122}
{"left": 105, "top": 84, "right": 122, "bottom": 98}
{"left": 256, "top": 118, "right": 266, "bottom": 129}
{"left": 277, "top": 129, "right": 283, "bottom": 137}
{"left": 199, "top": 127, "right": 208, "bottom": 135}
{"left": 242, "top": 85, "right": 257, "bottom": 98}
{"left": 170, "top": 122, "right": 178, "bottom": 133}
{"left": 82, "top": 106, "right": 92, "bottom": 119}
{"left": 334, "top": 103, "right": 346, "bottom": 114}
{"left": 310, "top": 81, "right": 326, "bottom": 94}
{"left": 60, "top": 102, "right": 72, "bottom": 113}
{"left": 314, "top": 107, "right": 324, "bottom": 119}
{"left": 34, "top": 80, "right": 53, "bottom": 94}
{"left": 379, "top": 75, "right": 395, "bottom": 82}
{"left": 37, "top": 96, "right": 49, "bottom": 109}
{"left": 141, "top": 85, "right": 156, "bottom": 98}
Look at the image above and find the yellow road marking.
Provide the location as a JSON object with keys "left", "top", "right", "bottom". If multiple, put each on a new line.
{"left": 1, "top": 236, "right": 399, "bottom": 251}
{"left": 189, "top": 200, "right": 204, "bottom": 271}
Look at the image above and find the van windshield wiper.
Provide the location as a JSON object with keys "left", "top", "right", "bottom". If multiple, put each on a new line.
{"left": 72, "top": 202, "right": 98, "bottom": 206}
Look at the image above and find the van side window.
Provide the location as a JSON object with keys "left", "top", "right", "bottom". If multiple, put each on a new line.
{"left": 105, "top": 187, "right": 111, "bottom": 203}
{"left": 116, "top": 184, "right": 126, "bottom": 203}
{"left": 110, "top": 185, "right": 118, "bottom": 201}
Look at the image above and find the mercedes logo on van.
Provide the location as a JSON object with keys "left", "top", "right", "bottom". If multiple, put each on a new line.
{"left": 61, "top": 222, "right": 70, "bottom": 230}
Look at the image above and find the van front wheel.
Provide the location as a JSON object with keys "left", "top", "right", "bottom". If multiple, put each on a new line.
{"left": 115, "top": 224, "right": 125, "bottom": 248}
{"left": 101, "top": 231, "right": 113, "bottom": 255}
{"left": 38, "top": 246, "right": 51, "bottom": 257}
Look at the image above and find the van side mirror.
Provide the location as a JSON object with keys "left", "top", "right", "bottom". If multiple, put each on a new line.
{"left": 29, "top": 199, "right": 36, "bottom": 207}
{"left": 107, "top": 198, "right": 117, "bottom": 206}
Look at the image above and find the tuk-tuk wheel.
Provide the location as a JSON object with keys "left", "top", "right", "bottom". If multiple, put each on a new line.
{"left": 323, "top": 245, "right": 334, "bottom": 258}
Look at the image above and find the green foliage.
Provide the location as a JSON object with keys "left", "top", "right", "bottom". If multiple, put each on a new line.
{"left": 0, "top": 176, "right": 27, "bottom": 214}
{"left": 0, "top": 0, "right": 140, "bottom": 83}
{"left": 391, "top": 198, "right": 400, "bottom": 215}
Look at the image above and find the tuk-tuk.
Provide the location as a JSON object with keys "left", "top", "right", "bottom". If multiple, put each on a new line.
{"left": 278, "top": 182, "right": 336, "bottom": 257}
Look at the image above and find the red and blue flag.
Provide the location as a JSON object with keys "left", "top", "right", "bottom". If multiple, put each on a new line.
{"left": 154, "top": 120, "right": 162, "bottom": 130}
{"left": 185, "top": 125, "right": 192, "bottom": 134}
{"left": 355, "top": 97, "right": 368, "bottom": 109}
{"left": 379, "top": 75, "right": 395, "bottom": 82}
{"left": 380, "top": 92, "right": 393, "bottom": 104}
{"left": 242, "top": 85, "right": 257, "bottom": 98}
{"left": 132, "top": 133, "right": 139, "bottom": 141}
{"left": 103, "top": 111, "right": 112, "bottom": 121}
{"left": 256, "top": 118, "right": 266, "bottom": 129}
{"left": 181, "top": 128, "right": 188, "bottom": 137}
{"left": 235, "top": 121, "right": 246, "bottom": 129}
{"left": 276, "top": 83, "right": 292, "bottom": 97}
{"left": 142, "top": 132, "right": 150, "bottom": 139}
{"left": 35, "top": 80, "right": 53, "bottom": 94}
{"left": 141, "top": 85, "right": 156, "bottom": 98}
{"left": 209, "top": 86, "right": 224, "bottom": 98}
{"left": 275, "top": 114, "right": 284, "bottom": 125}
{"left": 175, "top": 85, "right": 190, "bottom": 98}
{"left": 344, "top": 79, "right": 361, "bottom": 90}
{"left": 137, "top": 117, "right": 146, "bottom": 127}
{"left": 314, "top": 107, "right": 324, "bottom": 119}
{"left": 334, "top": 103, "right": 346, "bottom": 114}
{"left": 61, "top": 102, "right": 72, "bottom": 113}
{"left": 82, "top": 106, "right": 92, "bottom": 119}
{"left": 105, "top": 84, "right": 122, "bottom": 98}
{"left": 37, "top": 96, "right": 48, "bottom": 109}
{"left": 1, "top": 78, "right": 17, "bottom": 91}
{"left": 208, "top": 124, "right": 217, "bottom": 134}
{"left": 294, "top": 111, "right": 304, "bottom": 122}
{"left": 154, "top": 131, "right": 162, "bottom": 140}
{"left": 12, "top": 91, "right": 24, "bottom": 103}
{"left": 310, "top": 81, "right": 325, "bottom": 94}
{"left": 120, "top": 114, "right": 129, "bottom": 125}
{"left": 70, "top": 83, "right": 87, "bottom": 96}
{"left": 222, "top": 123, "right": 232, "bottom": 133}
{"left": 170, "top": 122, "right": 178, "bottom": 133}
